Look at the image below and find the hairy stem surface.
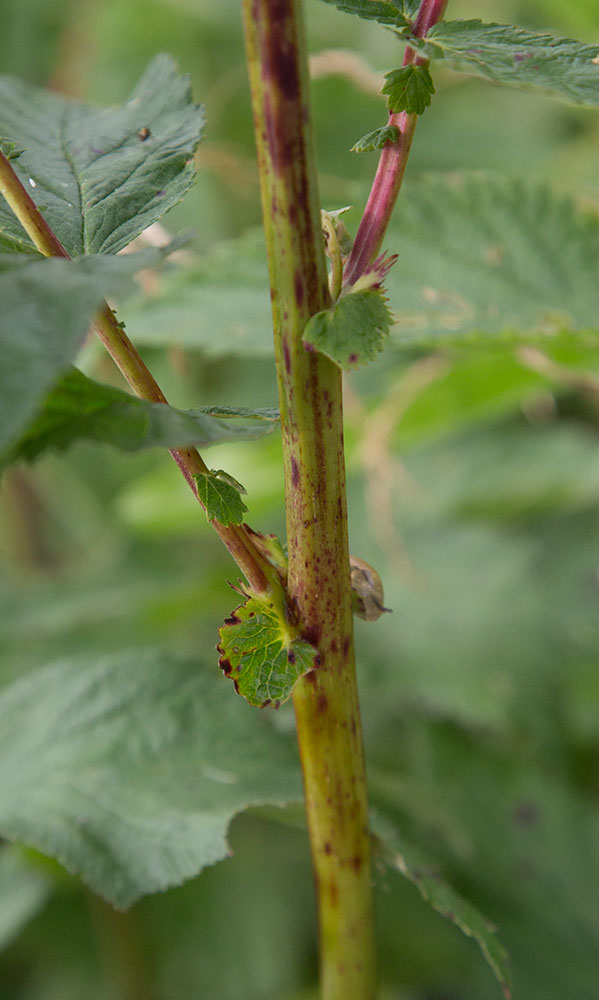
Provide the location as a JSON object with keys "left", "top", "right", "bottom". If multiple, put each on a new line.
{"left": 242, "top": 2, "right": 376, "bottom": 997}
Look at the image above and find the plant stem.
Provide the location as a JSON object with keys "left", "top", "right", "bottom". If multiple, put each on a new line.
{"left": 343, "top": 0, "right": 449, "bottom": 285}
{"left": 0, "top": 150, "right": 273, "bottom": 596}
{"left": 242, "top": 3, "right": 376, "bottom": 998}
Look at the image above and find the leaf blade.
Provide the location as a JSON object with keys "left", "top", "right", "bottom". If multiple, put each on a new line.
{"left": 0, "top": 253, "right": 157, "bottom": 457}
{"left": 303, "top": 288, "right": 393, "bottom": 369}
{"left": 385, "top": 174, "right": 599, "bottom": 347}
{"left": 422, "top": 20, "right": 599, "bottom": 106}
{"left": 318, "top": 0, "right": 411, "bottom": 29}
{"left": 194, "top": 470, "right": 249, "bottom": 526}
{"left": 0, "top": 55, "right": 205, "bottom": 256}
{"left": 0, "top": 651, "right": 303, "bottom": 908}
{"left": 218, "top": 597, "right": 318, "bottom": 708}
{"left": 351, "top": 125, "right": 400, "bottom": 153}
{"left": 373, "top": 820, "right": 512, "bottom": 998}
{"left": 2, "top": 367, "right": 277, "bottom": 469}
{"left": 382, "top": 64, "right": 435, "bottom": 114}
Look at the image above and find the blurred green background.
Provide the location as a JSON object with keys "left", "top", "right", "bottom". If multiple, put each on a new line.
{"left": 0, "top": 1, "right": 598, "bottom": 998}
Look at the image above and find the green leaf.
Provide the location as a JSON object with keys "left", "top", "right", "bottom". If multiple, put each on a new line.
{"left": 373, "top": 820, "right": 512, "bottom": 998}
{"left": 303, "top": 288, "right": 393, "bottom": 369}
{"left": 351, "top": 125, "right": 399, "bottom": 152}
{"left": 194, "top": 470, "right": 248, "bottom": 526}
{"left": 218, "top": 596, "right": 318, "bottom": 708}
{"left": 0, "top": 651, "right": 303, "bottom": 908}
{"left": 124, "top": 228, "right": 275, "bottom": 355}
{"left": 0, "top": 54, "right": 205, "bottom": 256}
{"left": 0, "top": 253, "right": 157, "bottom": 458}
{"left": 0, "top": 846, "right": 53, "bottom": 950}
{"left": 353, "top": 418, "right": 599, "bottom": 734}
{"left": 382, "top": 64, "right": 435, "bottom": 114}
{"left": 370, "top": 721, "right": 599, "bottom": 1000}
{"left": 385, "top": 174, "right": 599, "bottom": 347}
{"left": 318, "top": 0, "right": 411, "bottom": 30}
{"left": 421, "top": 20, "right": 599, "bottom": 106}
{"left": 125, "top": 176, "right": 599, "bottom": 358}
{"left": 2, "top": 367, "right": 277, "bottom": 469}
{"left": 388, "top": 339, "right": 599, "bottom": 446}
{"left": 0, "top": 136, "right": 24, "bottom": 161}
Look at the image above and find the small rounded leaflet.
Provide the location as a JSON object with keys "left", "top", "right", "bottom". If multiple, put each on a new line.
{"left": 217, "top": 594, "right": 318, "bottom": 708}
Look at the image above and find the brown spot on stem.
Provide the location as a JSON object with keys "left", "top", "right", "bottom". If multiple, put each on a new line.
{"left": 350, "top": 855, "right": 363, "bottom": 874}
{"left": 317, "top": 693, "right": 328, "bottom": 713}
{"left": 323, "top": 842, "right": 332, "bottom": 855}
{"left": 513, "top": 800, "right": 541, "bottom": 827}
{"left": 283, "top": 338, "right": 291, "bottom": 374}
{"left": 291, "top": 456, "right": 300, "bottom": 489}
{"left": 342, "top": 636, "right": 350, "bottom": 657}
{"left": 294, "top": 269, "right": 305, "bottom": 307}
{"left": 263, "top": 93, "right": 292, "bottom": 172}
{"left": 263, "top": 2, "right": 300, "bottom": 102}
{"left": 305, "top": 623, "right": 322, "bottom": 646}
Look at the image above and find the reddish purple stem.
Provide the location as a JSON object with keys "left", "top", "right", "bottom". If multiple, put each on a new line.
{"left": 343, "top": 0, "right": 448, "bottom": 286}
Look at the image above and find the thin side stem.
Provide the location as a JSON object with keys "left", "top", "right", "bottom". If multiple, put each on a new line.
{"left": 0, "top": 150, "right": 69, "bottom": 258}
{"left": 242, "top": 2, "right": 376, "bottom": 998}
{"left": 0, "top": 150, "right": 273, "bottom": 596}
{"left": 343, "top": 0, "right": 449, "bottom": 285}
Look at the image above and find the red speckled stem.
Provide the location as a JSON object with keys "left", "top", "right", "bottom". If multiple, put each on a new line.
{"left": 343, "top": 0, "right": 449, "bottom": 285}
{"left": 242, "top": 2, "right": 376, "bottom": 997}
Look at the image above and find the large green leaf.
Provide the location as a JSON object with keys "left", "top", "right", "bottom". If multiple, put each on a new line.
{"left": 0, "top": 253, "right": 158, "bottom": 457}
{"left": 0, "top": 54, "right": 204, "bottom": 256}
{"left": 385, "top": 174, "right": 599, "bottom": 346}
{"left": 3, "top": 367, "right": 277, "bottom": 469}
{"left": 0, "top": 651, "right": 302, "bottom": 908}
{"left": 422, "top": 20, "right": 599, "bottom": 106}
{"left": 124, "top": 177, "right": 598, "bottom": 357}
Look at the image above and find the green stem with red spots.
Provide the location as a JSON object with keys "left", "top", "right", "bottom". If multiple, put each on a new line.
{"left": 242, "top": 2, "right": 376, "bottom": 997}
